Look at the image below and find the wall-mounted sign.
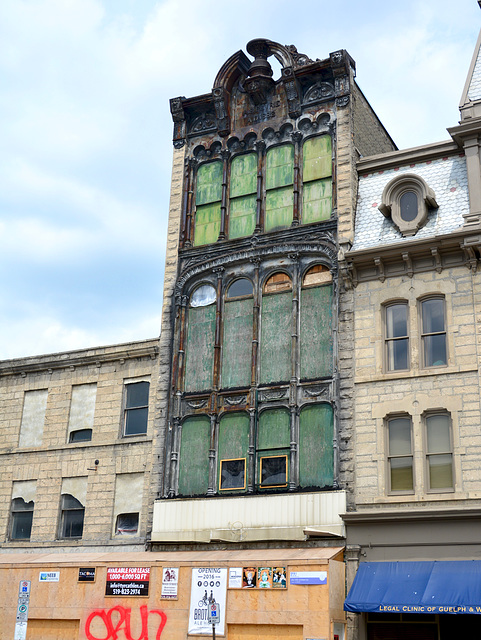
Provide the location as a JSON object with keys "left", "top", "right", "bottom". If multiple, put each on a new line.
{"left": 188, "top": 568, "right": 227, "bottom": 636}
{"left": 273, "top": 567, "right": 287, "bottom": 588}
{"left": 39, "top": 571, "right": 59, "bottom": 582}
{"left": 258, "top": 567, "right": 273, "bottom": 589}
{"left": 242, "top": 567, "right": 257, "bottom": 588}
{"left": 290, "top": 571, "right": 327, "bottom": 585}
{"left": 161, "top": 567, "right": 179, "bottom": 599}
{"left": 105, "top": 567, "right": 150, "bottom": 597}
{"left": 78, "top": 567, "right": 96, "bottom": 583}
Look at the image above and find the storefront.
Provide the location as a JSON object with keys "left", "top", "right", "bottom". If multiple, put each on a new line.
{"left": 1, "top": 548, "right": 346, "bottom": 640}
{"left": 344, "top": 560, "right": 481, "bottom": 639}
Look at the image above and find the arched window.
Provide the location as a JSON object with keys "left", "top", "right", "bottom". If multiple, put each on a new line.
{"left": 184, "top": 285, "right": 216, "bottom": 392}
{"left": 302, "top": 135, "right": 332, "bottom": 223}
{"left": 265, "top": 144, "right": 294, "bottom": 232}
{"left": 229, "top": 154, "right": 257, "bottom": 239}
{"left": 222, "top": 279, "right": 253, "bottom": 389}
{"left": 194, "top": 161, "right": 222, "bottom": 246}
{"left": 178, "top": 416, "right": 210, "bottom": 496}
{"left": 300, "top": 265, "right": 333, "bottom": 380}
{"left": 420, "top": 296, "right": 447, "bottom": 367}
{"left": 399, "top": 191, "right": 418, "bottom": 222}
{"left": 384, "top": 301, "right": 409, "bottom": 371}
{"left": 260, "top": 273, "right": 292, "bottom": 384}
{"left": 299, "top": 404, "right": 334, "bottom": 489}
{"left": 387, "top": 415, "right": 413, "bottom": 493}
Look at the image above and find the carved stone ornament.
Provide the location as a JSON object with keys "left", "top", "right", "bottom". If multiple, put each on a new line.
{"left": 245, "top": 39, "right": 276, "bottom": 105}
{"left": 190, "top": 112, "right": 217, "bottom": 135}
{"left": 212, "top": 87, "right": 230, "bottom": 137}
{"left": 281, "top": 67, "right": 301, "bottom": 118}
{"left": 223, "top": 395, "right": 248, "bottom": 406}
{"left": 259, "top": 388, "right": 288, "bottom": 402}
{"left": 303, "top": 385, "right": 329, "bottom": 399}
{"left": 336, "top": 96, "right": 350, "bottom": 107}
{"left": 285, "top": 44, "right": 316, "bottom": 68}
{"left": 304, "top": 82, "right": 335, "bottom": 104}
{"left": 170, "top": 96, "right": 186, "bottom": 147}
{"left": 185, "top": 398, "right": 209, "bottom": 410}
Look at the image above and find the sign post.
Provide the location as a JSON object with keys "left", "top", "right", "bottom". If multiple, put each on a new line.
{"left": 207, "top": 601, "right": 220, "bottom": 640}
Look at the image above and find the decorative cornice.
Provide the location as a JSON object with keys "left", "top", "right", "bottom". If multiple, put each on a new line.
{"left": 357, "top": 140, "right": 461, "bottom": 174}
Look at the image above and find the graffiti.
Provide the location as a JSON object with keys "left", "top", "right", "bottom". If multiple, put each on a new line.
{"left": 85, "top": 605, "right": 167, "bottom": 640}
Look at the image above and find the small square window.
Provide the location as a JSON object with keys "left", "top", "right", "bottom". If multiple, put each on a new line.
{"left": 115, "top": 513, "right": 139, "bottom": 535}
{"left": 259, "top": 455, "right": 288, "bottom": 488}
{"left": 10, "top": 498, "right": 34, "bottom": 540}
{"left": 219, "top": 458, "right": 246, "bottom": 491}
{"left": 124, "top": 381, "right": 149, "bottom": 436}
{"left": 69, "top": 429, "right": 92, "bottom": 443}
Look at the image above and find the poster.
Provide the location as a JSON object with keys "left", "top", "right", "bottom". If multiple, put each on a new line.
{"left": 188, "top": 567, "right": 227, "bottom": 635}
{"left": 257, "top": 567, "right": 272, "bottom": 589}
{"left": 229, "top": 567, "right": 243, "bottom": 589}
{"left": 161, "top": 567, "right": 179, "bottom": 599}
{"left": 242, "top": 567, "right": 257, "bottom": 588}
{"left": 272, "top": 567, "right": 287, "bottom": 588}
{"left": 105, "top": 567, "right": 150, "bottom": 596}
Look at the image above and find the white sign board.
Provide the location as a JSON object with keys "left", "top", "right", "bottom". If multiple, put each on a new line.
{"left": 188, "top": 568, "right": 227, "bottom": 635}
{"left": 14, "top": 622, "right": 27, "bottom": 640}
{"left": 39, "top": 571, "right": 60, "bottom": 582}
{"left": 161, "top": 567, "right": 179, "bottom": 599}
{"left": 290, "top": 571, "right": 327, "bottom": 585}
{"left": 228, "top": 567, "right": 243, "bottom": 589}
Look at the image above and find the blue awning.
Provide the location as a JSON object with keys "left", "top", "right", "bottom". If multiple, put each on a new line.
{"left": 344, "top": 561, "right": 481, "bottom": 615}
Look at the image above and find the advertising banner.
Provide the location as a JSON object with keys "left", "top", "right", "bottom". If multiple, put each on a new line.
{"left": 161, "top": 567, "right": 179, "bottom": 599}
{"left": 105, "top": 567, "right": 150, "bottom": 597}
{"left": 188, "top": 567, "right": 227, "bottom": 635}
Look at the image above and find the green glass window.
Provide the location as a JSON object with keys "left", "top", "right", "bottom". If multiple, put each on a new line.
{"left": 299, "top": 404, "right": 334, "bottom": 488}
{"left": 302, "top": 135, "right": 332, "bottom": 224}
{"left": 222, "top": 280, "right": 253, "bottom": 389}
{"left": 218, "top": 413, "right": 249, "bottom": 492}
{"left": 260, "top": 273, "right": 292, "bottom": 384}
{"left": 300, "top": 266, "right": 333, "bottom": 380}
{"left": 265, "top": 145, "right": 294, "bottom": 232}
{"left": 194, "top": 161, "right": 222, "bottom": 246}
{"left": 229, "top": 154, "right": 257, "bottom": 239}
{"left": 178, "top": 416, "right": 210, "bottom": 496}
{"left": 184, "top": 286, "right": 216, "bottom": 392}
{"left": 257, "top": 409, "right": 290, "bottom": 489}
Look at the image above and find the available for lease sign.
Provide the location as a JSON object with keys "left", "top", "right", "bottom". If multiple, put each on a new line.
{"left": 188, "top": 568, "right": 227, "bottom": 635}
{"left": 105, "top": 567, "right": 150, "bottom": 597}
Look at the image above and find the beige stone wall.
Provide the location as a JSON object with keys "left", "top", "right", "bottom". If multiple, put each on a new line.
{"left": 0, "top": 339, "right": 159, "bottom": 551}
{"left": 351, "top": 266, "right": 481, "bottom": 507}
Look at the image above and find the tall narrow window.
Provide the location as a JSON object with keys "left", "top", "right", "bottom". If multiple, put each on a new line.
{"left": 222, "top": 279, "right": 253, "bottom": 389}
{"left": 421, "top": 297, "right": 447, "bottom": 367}
{"left": 113, "top": 473, "right": 143, "bottom": 536}
{"left": 18, "top": 389, "right": 48, "bottom": 448}
{"left": 10, "top": 498, "right": 34, "bottom": 540}
{"left": 218, "top": 413, "right": 249, "bottom": 492}
{"left": 300, "top": 265, "right": 333, "bottom": 380}
{"left": 387, "top": 416, "right": 413, "bottom": 492}
{"left": 178, "top": 416, "right": 210, "bottom": 496}
{"left": 299, "top": 404, "right": 334, "bottom": 489}
{"left": 229, "top": 153, "right": 257, "bottom": 239}
{"left": 385, "top": 302, "right": 409, "bottom": 371}
{"left": 260, "top": 273, "right": 292, "bottom": 384}
{"left": 302, "top": 135, "right": 332, "bottom": 224}
{"left": 184, "top": 285, "right": 216, "bottom": 392}
{"left": 194, "top": 161, "right": 222, "bottom": 246}
{"left": 67, "top": 383, "right": 96, "bottom": 443}
{"left": 123, "top": 380, "right": 149, "bottom": 436}
{"left": 59, "top": 494, "right": 84, "bottom": 538}
{"left": 265, "top": 144, "right": 294, "bottom": 232}
{"left": 400, "top": 190, "right": 418, "bottom": 222}
{"left": 257, "top": 409, "right": 290, "bottom": 489}
{"left": 425, "top": 413, "right": 453, "bottom": 491}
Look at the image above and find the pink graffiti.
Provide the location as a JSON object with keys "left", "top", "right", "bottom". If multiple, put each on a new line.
{"left": 85, "top": 605, "right": 167, "bottom": 640}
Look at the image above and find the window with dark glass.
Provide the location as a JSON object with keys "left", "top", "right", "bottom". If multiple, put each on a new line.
{"left": 218, "top": 413, "right": 249, "bottom": 493}
{"left": 260, "top": 455, "right": 288, "bottom": 488}
{"left": 124, "top": 381, "right": 149, "bottom": 436}
{"left": 59, "top": 494, "right": 84, "bottom": 538}
{"left": 426, "top": 413, "right": 453, "bottom": 491}
{"left": 399, "top": 190, "right": 418, "bottom": 222}
{"left": 69, "top": 428, "right": 92, "bottom": 443}
{"left": 115, "top": 513, "right": 139, "bottom": 535}
{"left": 10, "top": 498, "right": 34, "bottom": 540}
{"left": 388, "top": 416, "right": 413, "bottom": 492}
{"left": 385, "top": 302, "right": 409, "bottom": 371}
{"left": 257, "top": 409, "right": 289, "bottom": 489}
{"left": 421, "top": 297, "right": 447, "bottom": 367}
{"left": 220, "top": 458, "right": 246, "bottom": 491}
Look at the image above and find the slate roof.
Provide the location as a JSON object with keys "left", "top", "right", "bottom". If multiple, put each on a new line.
{"left": 352, "top": 154, "right": 469, "bottom": 251}
{"left": 467, "top": 43, "right": 481, "bottom": 102}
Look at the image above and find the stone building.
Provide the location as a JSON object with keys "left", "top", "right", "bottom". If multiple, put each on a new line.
{"left": 342, "top": 25, "right": 481, "bottom": 640}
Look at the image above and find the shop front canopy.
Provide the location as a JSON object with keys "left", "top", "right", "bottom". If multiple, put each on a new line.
{"left": 344, "top": 561, "right": 481, "bottom": 615}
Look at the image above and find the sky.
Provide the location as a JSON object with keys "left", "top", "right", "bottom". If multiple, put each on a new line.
{"left": 0, "top": 0, "right": 480, "bottom": 360}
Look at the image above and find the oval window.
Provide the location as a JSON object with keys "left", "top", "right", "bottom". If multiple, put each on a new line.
{"left": 190, "top": 284, "right": 216, "bottom": 307}
{"left": 226, "top": 278, "right": 253, "bottom": 299}
{"left": 400, "top": 191, "right": 418, "bottom": 222}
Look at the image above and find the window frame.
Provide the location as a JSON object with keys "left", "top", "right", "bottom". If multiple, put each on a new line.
{"left": 424, "top": 411, "right": 454, "bottom": 493}
{"left": 58, "top": 493, "right": 85, "bottom": 539}
{"left": 9, "top": 497, "right": 34, "bottom": 541}
{"left": 122, "top": 379, "right": 150, "bottom": 437}
{"left": 386, "top": 414, "right": 414, "bottom": 495}
{"left": 419, "top": 296, "right": 447, "bottom": 369}
{"left": 219, "top": 457, "right": 247, "bottom": 492}
{"left": 383, "top": 300, "right": 410, "bottom": 372}
{"left": 114, "top": 512, "right": 140, "bottom": 536}
{"left": 259, "top": 454, "right": 289, "bottom": 489}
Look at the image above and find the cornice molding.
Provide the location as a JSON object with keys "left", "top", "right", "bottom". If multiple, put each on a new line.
{"left": 357, "top": 140, "right": 461, "bottom": 174}
{"left": 342, "top": 507, "right": 481, "bottom": 525}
